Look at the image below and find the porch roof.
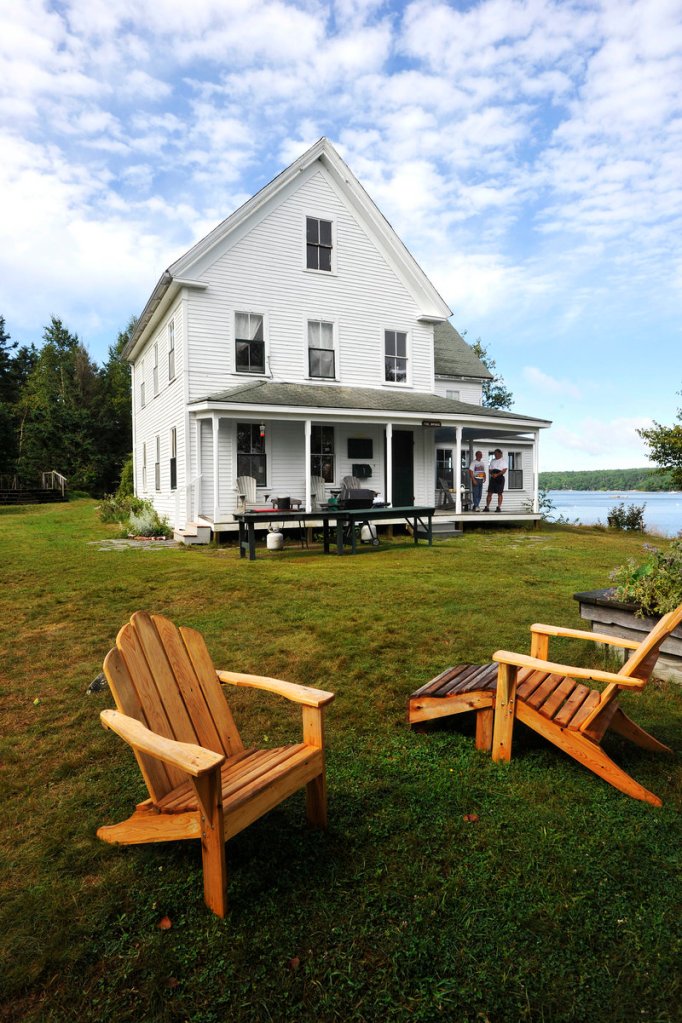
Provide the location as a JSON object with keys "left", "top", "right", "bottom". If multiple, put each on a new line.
{"left": 189, "top": 380, "right": 551, "bottom": 428}
{"left": 433, "top": 322, "right": 492, "bottom": 380}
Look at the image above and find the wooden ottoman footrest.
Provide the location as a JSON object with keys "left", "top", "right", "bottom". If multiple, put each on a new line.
{"left": 407, "top": 663, "right": 497, "bottom": 750}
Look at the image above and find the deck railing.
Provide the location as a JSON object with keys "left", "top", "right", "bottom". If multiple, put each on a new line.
{"left": 41, "top": 471, "right": 68, "bottom": 496}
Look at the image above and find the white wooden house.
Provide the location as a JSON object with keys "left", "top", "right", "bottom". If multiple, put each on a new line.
{"left": 124, "top": 138, "right": 550, "bottom": 539}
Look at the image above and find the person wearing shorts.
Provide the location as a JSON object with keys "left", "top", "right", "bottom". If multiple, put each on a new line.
{"left": 484, "top": 449, "right": 507, "bottom": 512}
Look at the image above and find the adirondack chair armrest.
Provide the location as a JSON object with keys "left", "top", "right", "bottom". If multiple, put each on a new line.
{"left": 100, "top": 709, "right": 226, "bottom": 776}
{"left": 492, "top": 651, "right": 646, "bottom": 689}
{"left": 530, "top": 623, "right": 641, "bottom": 650}
{"left": 216, "top": 670, "right": 335, "bottom": 707}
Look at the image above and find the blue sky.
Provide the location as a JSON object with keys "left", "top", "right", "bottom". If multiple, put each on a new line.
{"left": 1, "top": 0, "right": 681, "bottom": 471}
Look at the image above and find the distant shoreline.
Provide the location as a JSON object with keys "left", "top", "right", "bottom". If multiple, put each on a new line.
{"left": 539, "top": 467, "right": 676, "bottom": 492}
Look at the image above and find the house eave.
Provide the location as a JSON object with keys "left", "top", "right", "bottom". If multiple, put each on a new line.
{"left": 123, "top": 277, "right": 207, "bottom": 362}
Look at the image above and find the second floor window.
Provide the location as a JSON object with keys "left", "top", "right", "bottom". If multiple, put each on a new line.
{"left": 153, "top": 343, "right": 159, "bottom": 396}
{"left": 140, "top": 365, "right": 145, "bottom": 408}
{"left": 306, "top": 217, "right": 332, "bottom": 271}
{"left": 168, "top": 320, "right": 175, "bottom": 380}
{"left": 237, "top": 423, "right": 266, "bottom": 484}
{"left": 385, "top": 330, "right": 408, "bottom": 383}
{"left": 308, "top": 320, "right": 335, "bottom": 378}
{"left": 235, "top": 312, "right": 265, "bottom": 374}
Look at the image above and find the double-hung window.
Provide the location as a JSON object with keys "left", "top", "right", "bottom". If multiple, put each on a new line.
{"left": 153, "top": 344, "right": 159, "bottom": 396}
{"left": 507, "top": 451, "right": 523, "bottom": 490}
{"left": 235, "top": 312, "right": 265, "bottom": 374}
{"left": 310, "top": 425, "right": 335, "bottom": 483}
{"left": 154, "top": 436, "right": 161, "bottom": 491}
{"left": 168, "top": 320, "right": 175, "bottom": 381}
{"left": 384, "top": 330, "right": 408, "bottom": 383}
{"left": 306, "top": 217, "right": 332, "bottom": 271}
{"left": 140, "top": 362, "right": 145, "bottom": 408}
{"left": 170, "top": 427, "right": 177, "bottom": 491}
{"left": 237, "top": 423, "right": 266, "bottom": 485}
{"left": 308, "top": 320, "right": 335, "bottom": 378}
{"left": 142, "top": 442, "right": 147, "bottom": 490}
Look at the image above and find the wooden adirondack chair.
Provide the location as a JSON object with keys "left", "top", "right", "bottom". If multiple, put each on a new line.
{"left": 490, "top": 605, "right": 682, "bottom": 806}
{"left": 236, "top": 475, "right": 257, "bottom": 512}
{"left": 97, "top": 612, "right": 335, "bottom": 916}
{"left": 310, "top": 475, "right": 327, "bottom": 509}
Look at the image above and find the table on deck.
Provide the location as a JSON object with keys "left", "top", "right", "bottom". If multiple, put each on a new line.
{"left": 234, "top": 506, "right": 435, "bottom": 560}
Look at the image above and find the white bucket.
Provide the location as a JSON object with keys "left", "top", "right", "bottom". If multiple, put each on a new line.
{"left": 266, "top": 529, "right": 284, "bottom": 551}
{"left": 360, "top": 523, "right": 378, "bottom": 544}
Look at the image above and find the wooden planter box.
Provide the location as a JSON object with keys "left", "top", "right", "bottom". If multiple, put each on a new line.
{"left": 573, "top": 588, "right": 682, "bottom": 684}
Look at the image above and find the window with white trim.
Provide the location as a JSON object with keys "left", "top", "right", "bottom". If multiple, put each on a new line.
{"left": 306, "top": 217, "right": 332, "bottom": 271}
{"left": 168, "top": 319, "right": 175, "bottom": 381}
{"left": 142, "top": 442, "right": 147, "bottom": 490}
{"left": 507, "top": 451, "right": 523, "bottom": 490}
{"left": 153, "top": 343, "right": 159, "bottom": 396}
{"left": 311, "top": 425, "right": 335, "bottom": 482}
{"left": 446, "top": 389, "right": 460, "bottom": 401}
{"left": 237, "top": 423, "right": 266, "bottom": 484}
{"left": 170, "top": 427, "right": 177, "bottom": 491}
{"left": 384, "top": 330, "right": 408, "bottom": 383}
{"left": 140, "top": 362, "right": 145, "bottom": 408}
{"left": 154, "top": 435, "right": 161, "bottom": 491}
{"left": 307, "top": 320, "right": 335, "bottom": 378}
{"left": 235, "top": 312, "right": 265, "bottom": 374}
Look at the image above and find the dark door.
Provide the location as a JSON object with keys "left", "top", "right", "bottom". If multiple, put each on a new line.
{"left": 391, "top": 430, "right": 414, "bottom": 506}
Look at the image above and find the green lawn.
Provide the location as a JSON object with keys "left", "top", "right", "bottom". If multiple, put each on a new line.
{"left": 1, "top": 500, "right": 680, "bottom": 1023}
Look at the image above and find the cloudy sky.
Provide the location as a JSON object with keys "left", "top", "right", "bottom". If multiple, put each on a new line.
{"left": 2, "top": 0, "right": 681, "bottom": 471}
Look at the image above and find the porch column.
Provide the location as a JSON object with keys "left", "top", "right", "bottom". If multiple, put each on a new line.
{"left": 385, "top": 423, "right": 393, "bottom": 506}
{"left": 532, "top": 429, "right": 540, "bottom": 513}
{"left": 304, "top": 419, "right": 312, "bottom": 512}
{"left": 455, "top": 426, "right": 463, "bottom": 514}
{"left": 195, "top": 419, "right": 202, "bottom": 521}
{"left": 212, "top": 414, "right": 220, "bottom": 522}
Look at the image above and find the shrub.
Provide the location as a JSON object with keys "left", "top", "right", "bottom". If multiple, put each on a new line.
{"left": 607, "top": 501, "right": 646, "bottom": 531}
{"left": 128, "top": 503, "right": 172, "bottom": 538}
{"left": 610, "top": 539, "right": 682, "bottom": 616}
{"left": 97, "top": 492, "right": 146, "bottom": 525}
{"left": 116, "top": 455, "right": 134, "bottom": 498}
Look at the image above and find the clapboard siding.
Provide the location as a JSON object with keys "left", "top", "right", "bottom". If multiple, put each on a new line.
{"left": 186, "top": 166, "right": 434, "bottom": 400}
{"left": 133, "top": 299, "right": 187, "bottom": 523}
{"left": 433, "top": 380, "right": 483, "bottom": 404}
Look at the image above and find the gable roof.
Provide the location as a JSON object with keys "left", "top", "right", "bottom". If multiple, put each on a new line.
{"left": 124, "top": 138, "right": 452, "bottom": 361}
{"left": 434, "top": 322, "right": 492, "bottom": 380}
{"left": 188, "top": 379, "right": 550, "bottom": 427}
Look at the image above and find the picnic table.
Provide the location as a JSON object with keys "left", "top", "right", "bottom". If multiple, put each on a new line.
{"left": 234, "top": 506, "right": 435, "bottom": 560}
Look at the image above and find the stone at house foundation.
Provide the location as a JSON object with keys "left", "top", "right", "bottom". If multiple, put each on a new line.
{"left": 573, "top": 588, "right": 682, "bottom": 684}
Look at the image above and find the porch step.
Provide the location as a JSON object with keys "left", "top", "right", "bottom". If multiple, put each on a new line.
{"left": 418, "top": 518, "right": 463, "bottom": 539}
{"left": 174, "top": 522, "right": 213, "bottom": 546}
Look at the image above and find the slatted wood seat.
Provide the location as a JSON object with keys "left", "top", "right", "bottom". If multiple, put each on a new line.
{"left": 96, "top": 612, "right": 334, "bottom": 916}
{"left": 410, "top": 605, "right": 682, "bottom": 806}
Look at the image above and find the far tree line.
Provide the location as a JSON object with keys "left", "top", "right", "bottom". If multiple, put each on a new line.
{"left": 539, "top": 468, "right": 676, "bottom": 492}
{"left": 0, "top": 314, "right": 135, "bottom": 495}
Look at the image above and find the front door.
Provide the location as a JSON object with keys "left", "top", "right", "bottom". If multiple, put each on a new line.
{"left": 391, "top": 430, "right": 414, "bottom": 506}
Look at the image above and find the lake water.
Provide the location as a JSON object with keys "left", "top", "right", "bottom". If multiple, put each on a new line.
{"left": 547, "top": 490, "right": 682, "bottom": 537}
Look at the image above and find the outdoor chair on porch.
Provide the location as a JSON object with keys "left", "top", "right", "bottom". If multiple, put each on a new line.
{"left": 310, "top": 476, "right": 328, "bottom": 510}
{"left": 408, "top": 604, "right": 682, "bottom": 805}
{"left": 236, "top": 475, "right": 257, "bottom": 512}
{"left": 96, "top": 612, "right": 335, "bottom": 916}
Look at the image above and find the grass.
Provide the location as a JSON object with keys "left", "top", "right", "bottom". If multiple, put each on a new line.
{"left": 0, "top": 499, "right": 680, "bottom": 1023}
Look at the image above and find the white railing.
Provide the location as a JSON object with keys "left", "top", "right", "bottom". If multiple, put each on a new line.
{"left": 41, "top": 471, "right": 67, "bottom": 496}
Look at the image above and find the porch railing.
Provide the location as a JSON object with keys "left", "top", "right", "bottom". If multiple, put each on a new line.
{"left": 42, "top": 470, "right": 67, "bottom": 496}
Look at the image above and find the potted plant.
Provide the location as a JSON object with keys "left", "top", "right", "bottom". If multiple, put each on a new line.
{"left": 574, "top": 540, "right": 682, "bottom": 683}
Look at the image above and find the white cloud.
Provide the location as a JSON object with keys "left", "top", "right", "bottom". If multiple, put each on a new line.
{"left": 523, "top": 366, "right": 583, "bottom": 400}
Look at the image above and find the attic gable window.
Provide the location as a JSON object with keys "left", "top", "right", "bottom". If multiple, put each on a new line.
{"left": 235, "top": 312, "right": 265, "bottom": 374}
{"left": 384, "top": 330, "right": 408, "bottom": 383}
{"left": 306, "top": 217, "right": 332, "bottom": 272}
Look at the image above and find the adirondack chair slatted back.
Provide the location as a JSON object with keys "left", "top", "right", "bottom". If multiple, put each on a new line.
{"left": 236, "top": 476, "right": 257, "bottom": 509}
{"left": 620, "top": 605, "right": 682, "bottom": 683}
{"left": 103, "top": 612, "right": 244, "bottom": 802}
{"left": 310, "top": 476, "right": 327, "bottom": 507}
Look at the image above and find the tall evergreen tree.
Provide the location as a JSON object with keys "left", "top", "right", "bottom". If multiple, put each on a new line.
{"left": 0, "top": 316, "right": 17, "bottom": 475}
{"left": 18, "top": 317, "right": 101, "bottom": 490}
{"left": 96, "top": 316, "right": 135, "bottom": 492}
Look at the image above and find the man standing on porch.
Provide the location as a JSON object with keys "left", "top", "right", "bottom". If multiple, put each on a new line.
{"left": 468, "top": 451, "right": 487, "bottom": 511}
{"left": 484, "top": 449, "right": 508, "bottom": 512}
